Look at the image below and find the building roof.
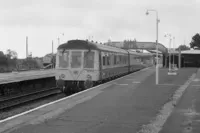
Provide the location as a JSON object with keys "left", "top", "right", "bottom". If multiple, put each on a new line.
{"left": 106, "top": 41, "right": 168, "bottom": 54}
{"left": 181, "top": 50, "right": 200, "bottom": 54}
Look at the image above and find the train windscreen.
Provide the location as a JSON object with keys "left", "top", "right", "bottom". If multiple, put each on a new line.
{"left": 59, "top": 51, "right": 69, "bottom": 68}
{"left": 71, "top": 51, "right": 82, "bottom": 68}
{"left": 84, "top": 51, "right": 94, "bottom": 68}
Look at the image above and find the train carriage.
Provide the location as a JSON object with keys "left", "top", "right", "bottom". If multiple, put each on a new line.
{"left": 56, "top": 40, "right": 129, "bottom": 93}
{"left": 128, "top": 50, "right": 154, "bottom": 70}
{"left": 55, "top": 39, "right": 154, "bottom": 94}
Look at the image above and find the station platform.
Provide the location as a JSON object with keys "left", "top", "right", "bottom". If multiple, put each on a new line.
{"left": 0, "top": 67, "right": 198, "bottom": 133}
{"left": 160, "top": 68, "right": 200, "bottom": 133}
{"left": 0, "top": 69, "right": 56, "bottom": 84}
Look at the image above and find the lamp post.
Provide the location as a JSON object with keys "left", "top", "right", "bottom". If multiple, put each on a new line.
{"left": 146, "top": 9, "right": 160, "bottom": 85}
{"left": 57, "top": 33, "right": 65, "bottom": 46}
{"left": 57, "top": 37, "right": 60, "bottom": 46}
{"left": 173, "top": 37, "right": 175, "bottom": 69}
{"left": 164, "top": 34, "right": 172, "bottom": 71}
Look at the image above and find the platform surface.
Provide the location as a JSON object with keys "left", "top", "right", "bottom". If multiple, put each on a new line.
{"left": 160, "top": 68, "right": 200, "bottom": 133}
{"left": 0, "top": 68, "right": 198, "bottom": 133}
{"left": 0, "top": 69, "right": 56, "bottom": 84}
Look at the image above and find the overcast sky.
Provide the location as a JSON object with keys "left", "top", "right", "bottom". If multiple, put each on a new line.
{"left": 0, "top": 0, "right": 200, "bottom": 58}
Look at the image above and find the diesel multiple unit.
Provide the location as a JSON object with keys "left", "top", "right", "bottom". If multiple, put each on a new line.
{"left": 55, "top": 40, "right": 154, "bottom": 93}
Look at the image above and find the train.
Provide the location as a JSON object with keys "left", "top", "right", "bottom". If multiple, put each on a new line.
{"left": 55, "top": 39, "right": 154, "bottom": 94}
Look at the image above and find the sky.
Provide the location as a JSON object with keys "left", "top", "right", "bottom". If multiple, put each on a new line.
{"left": 0, "top": 0, "right": 200, "bottom": 58}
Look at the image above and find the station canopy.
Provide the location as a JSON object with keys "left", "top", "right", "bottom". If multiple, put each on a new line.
{"left": 181, "top": 49, "right": 200, "bottom": 54}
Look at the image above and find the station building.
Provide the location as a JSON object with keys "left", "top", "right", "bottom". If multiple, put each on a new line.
{"left": 168, "top": 49, "right": 200, "bottom": 68}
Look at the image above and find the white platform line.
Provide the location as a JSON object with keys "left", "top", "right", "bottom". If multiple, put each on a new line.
{"left": 193, "top": 78, "right": 200, "bottom": 82}
{"left": 158, "top": 84, "right": 175, "bottom": 85}
{"left": 132, "top": 81, "right": 141, "bottom": 84}
{"left": 0, "top": 67, "right": 150, "bottom": 124}
{"left": 192, "top": 85, "right": 200, "bottom": 87}
{"left": 114, "top": 83, "right": 129, "bottom": 85}
{"left": 126, "top": 79, "right": 134, "bottom": 80}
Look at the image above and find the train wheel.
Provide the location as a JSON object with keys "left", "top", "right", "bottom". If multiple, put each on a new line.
{"left": 56, "top": 79, "right": 65, "bottom": 90}
{"left": 62, "top": 86, "right": 70, "bottom": 94}
{"left": 75, "top": 82, "right": 81, "bottom": 92}
{"left": 76, "top": 86, "right": 82, "bottom": 92}
{"left": 84, "top": 80, "right": 93, "bottom": 90}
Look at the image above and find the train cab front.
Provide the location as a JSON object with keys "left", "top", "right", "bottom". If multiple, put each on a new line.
{"left": 55, "top": 48, "right": 99, "bottom": 94}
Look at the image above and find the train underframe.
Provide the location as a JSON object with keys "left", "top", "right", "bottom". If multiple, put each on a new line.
{"left": 56, "top": 79, "right": 97, "bottom": 94}
{"left": 56, "top": 66, "right": 146, "bottom": 94}
{"left": 56, "top": 72, "right": 129, "bottom": 94}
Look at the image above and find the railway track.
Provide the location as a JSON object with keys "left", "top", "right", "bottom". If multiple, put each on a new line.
{"left": 0, "top": 87, "right": 61, "bottom": 110}
{"left": 0, "top": 68, "right": 145, "bottom": 117}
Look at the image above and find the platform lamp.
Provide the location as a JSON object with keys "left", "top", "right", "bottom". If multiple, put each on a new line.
{"left": 57, "top": 37, "right": 60, "bottom": 46}
{"left": 146, "top": 9, "right": 160, "bottom": 85}
{"left": 173, "top": 37, "right": 175, "bottom": 69}
{"left": 57, "top": 33, "right": 65, "bottom": 46}
{"left": 164, "top": 34, "right": 172, "bottom": 71}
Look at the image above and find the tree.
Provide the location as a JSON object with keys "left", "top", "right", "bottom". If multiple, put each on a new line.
{"left": 176, "top": 45, "right": 190, "bottom": 51}
{"left": 0, "top": 51, "right": 4, "bottom": 56}
{"left": 190, "top": 33, "right": 200, "bottom": 49}
{"left": 0, "top": 51, "right": 7, "bottom": 64}
{"left": 6, "top": 49, "right": 18, "bottom": 59}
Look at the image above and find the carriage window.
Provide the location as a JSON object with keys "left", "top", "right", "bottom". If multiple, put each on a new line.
{"left": 59, "top": 51, "right": 69, "bottom": 68}
{"left": 114, "top": 55, "right": 117, "bottom": 65}
{"left": 110, "top": 53, "right": 114, "bottom": 65}
{"left": 116, "top": 55, "right": 119, "bottom": 64}
{"left": 119, "top": 55, "right": 122, "bottom": 64}
{"left": 103, "top": 55, "right": 106, "bottom": 66}
{"left": 107, "top": 54, "right": 110, "bottom": 65}
{"left": 84, "top": 51, "right": 95, "bottom": 68}
{"left": 71, "top": 51, "right": 82, "bottom": 68}
{"left": 126, "top": 56, "right": 128, "bottom": 64}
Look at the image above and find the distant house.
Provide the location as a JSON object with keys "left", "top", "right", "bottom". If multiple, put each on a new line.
{"left": 33, "top": 57, "right": 43, "bottom": 68}
{"left": 43, "top": 53, "right": 56, "bottom": 68}
{"left": 43, "top": 54, "right": 54, "bottom": 64}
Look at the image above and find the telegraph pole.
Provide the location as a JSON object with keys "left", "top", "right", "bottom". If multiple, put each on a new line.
{"left": 52, "top": 40, "right": 54, "bottom": 69}
{"left": 173, "top": 37, "right": 175, "bottom": 68}
{"left": 58, "top": 38, "right": 60, "bottom": 46}
{"left": 179, "top": 46, "right": 181, "bottom": 69}
{"left": 26, "top": 36, "right": 28, "bottom": 58}
{"left": 52, "top": 40, "right": 54, "bottom": 54}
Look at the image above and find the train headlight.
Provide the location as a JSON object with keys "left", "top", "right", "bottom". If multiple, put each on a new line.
{"left": 59, "top": 74, "right": 65, "bottom": 79}
{"left": 86, "top": 74, "right": 92, "bottom": 80}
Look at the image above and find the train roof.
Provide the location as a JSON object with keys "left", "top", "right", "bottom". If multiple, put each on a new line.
{"left": 58, "top": 40, "right": 128, "bottom": 54}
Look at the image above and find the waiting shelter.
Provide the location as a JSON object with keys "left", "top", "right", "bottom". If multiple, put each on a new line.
{"left": 181, "top": 50, "right": 200, "bottom": 67}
